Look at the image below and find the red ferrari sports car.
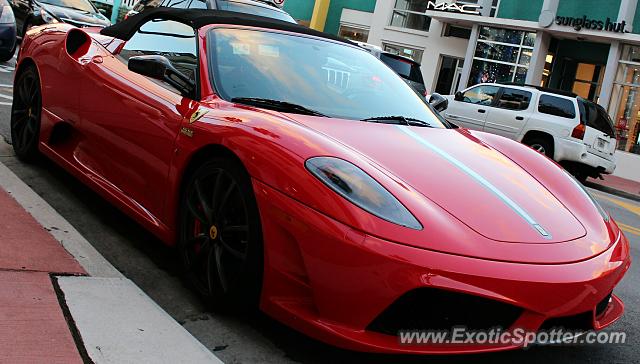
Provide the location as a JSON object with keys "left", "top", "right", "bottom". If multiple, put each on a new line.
{"left": 12, "top": 8, "right": 630, "bottom": 354}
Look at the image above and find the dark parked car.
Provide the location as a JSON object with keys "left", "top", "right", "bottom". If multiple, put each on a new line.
{"left": 126, "top": 0, "right": 294, "bottom": 23}
{"left": 11, "top": 0, "right": 111, "bottom": 39}
{"left": 356, "top": 42, "right": 428, "bottom": 98}
{"left": 0, "top": 0, "right": 17, "bottom": 61}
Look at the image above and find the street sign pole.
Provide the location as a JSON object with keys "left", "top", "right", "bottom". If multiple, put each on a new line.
{"left": 111, "top": 0, "right": 122, "bottom": 24}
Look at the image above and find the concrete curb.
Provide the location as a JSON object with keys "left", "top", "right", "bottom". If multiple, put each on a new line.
{"left": 0, "top": 159, "right": 122, "bottom": 278}
{"left": 585, "top": 181, "right": 640, "bottom": 204}
{"left": 0, "top": 139, "right": 222, "bottom": 363}
{"left": 57, "top": 276, "right": 223, "bottom": 364}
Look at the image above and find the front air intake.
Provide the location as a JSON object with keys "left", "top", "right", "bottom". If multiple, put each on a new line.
{"left": 366, "top": 288, "right": 523, "bottom": 336}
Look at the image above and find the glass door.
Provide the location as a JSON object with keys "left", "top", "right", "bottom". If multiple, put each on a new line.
{"left": 571, "top": 63, "right": 604, "bottom": 102}
{"left": 611, "top": 62, "right": 640, "bottom": 154}
{"left": 435, "top": 56, "right": 464, "bottom": 94}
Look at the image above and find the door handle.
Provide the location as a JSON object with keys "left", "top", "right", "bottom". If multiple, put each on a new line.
{"left": 516, "top": 116, "right": 524, "bottom": 120}
{"left": 478, "top": 109, "right": 486, "bottom": 114}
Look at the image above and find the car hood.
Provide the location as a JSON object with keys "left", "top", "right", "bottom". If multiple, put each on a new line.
{"left": 40, "top": 3, "right": 110, "bottom": 27}
{"left": 286, "top": 116, "right": 588, "bottom": 245}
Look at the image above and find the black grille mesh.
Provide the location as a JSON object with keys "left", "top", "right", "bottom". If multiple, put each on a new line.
{"left": 366, "top": 288, "right": 523, "bottom": 336}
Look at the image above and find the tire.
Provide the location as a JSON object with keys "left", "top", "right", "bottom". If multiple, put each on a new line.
{"left": 10, "top": 65, "right": 41, "bottom": 163}
{"left": 178, "top": 157, "right": 263, "bottom": 311}
{"left": 525, "top": 137, "right": 554, "bottom": 159}
{"left": 0, "top": 43, "right": 16, "bottom": 62}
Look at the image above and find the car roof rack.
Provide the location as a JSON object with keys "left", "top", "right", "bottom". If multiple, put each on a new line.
{"left": 501, "top": 83, "right": 578, "bottom": 98}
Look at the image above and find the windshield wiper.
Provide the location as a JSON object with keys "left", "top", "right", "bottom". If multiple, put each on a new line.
{"left": 231, "top": 98, "right": 327, "bottom": 117}
{"left": 361, "top": 116, "right": 433, "bottom": 127}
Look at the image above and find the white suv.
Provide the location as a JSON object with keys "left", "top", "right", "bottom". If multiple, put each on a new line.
{"left": 444, "top": 84, "right": 617, "bottom": 182}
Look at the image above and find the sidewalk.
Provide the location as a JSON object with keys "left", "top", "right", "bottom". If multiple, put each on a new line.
{"left": 0, "top": 187, "right": 85, "bottom": 363}
{"left": 586, "top": 174, "right": 640, "bottom": 202}
{"left": 0, "top": 144, "right": 222, "bottom": 363}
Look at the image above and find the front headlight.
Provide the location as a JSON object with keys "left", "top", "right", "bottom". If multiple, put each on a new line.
{"left": 40, "top": 9, "right": 58, "bottom": 24}
{"left": 306, "top": 157, "right": 422, "bottom": 230}
{"left": 0, "top": 6, "right": 15, "bottom": 24}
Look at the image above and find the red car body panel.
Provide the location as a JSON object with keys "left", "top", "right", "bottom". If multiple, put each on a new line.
{"left": 16, "top": 22, "right": 631, "bottom": 354}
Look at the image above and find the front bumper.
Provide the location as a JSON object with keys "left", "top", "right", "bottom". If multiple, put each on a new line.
{"left": 555, "top": 137, "right": 616, "bottom": 174}
{"left": 254, "top": 179, "right": 631, "bottom": 354}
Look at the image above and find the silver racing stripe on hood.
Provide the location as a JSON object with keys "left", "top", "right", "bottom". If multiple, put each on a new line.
{"left": 396, "top": 126, "right": 552, "bottom": 239}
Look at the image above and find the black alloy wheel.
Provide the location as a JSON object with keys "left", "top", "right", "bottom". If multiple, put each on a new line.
{"left": 179, "top": 157, "right": 263, "bottom": 311}
{"left": 11, "top": 65, "right": 41, "bottom": 162}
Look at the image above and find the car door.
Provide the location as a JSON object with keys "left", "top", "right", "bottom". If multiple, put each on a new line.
{"left": 582, "top": 101, "right": 617, "bottom": 161}
{"left": 76, "top": 19, "right": 200, "bottom": 217}
{"left": 443, "top": 84, "right": 499, "bottom": 130}
{"left": 484, "top": 87, "right": 533, "bottom": 139}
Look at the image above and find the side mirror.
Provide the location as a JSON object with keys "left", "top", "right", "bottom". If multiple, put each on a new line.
{"left": 128, "top": 55, "right": 195, "bottom": 97}
{"left": 454, "top": 91, "right": 464, "bottom": 102}
{"left": 429, "top": 92, "right": 449, "bottom": 112}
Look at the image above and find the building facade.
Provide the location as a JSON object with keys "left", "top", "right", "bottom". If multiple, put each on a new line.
{"left": 284, "top": 0, "right": 376, "bottom": 37}
{"left": 288, "top": 0, "right": 640, "bottom": 156}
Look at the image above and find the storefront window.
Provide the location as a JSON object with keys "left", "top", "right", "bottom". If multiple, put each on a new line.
{"left": 338, "top": 25, "right": 369, "bottom": 42}
{"left": 389, "top": 0, "right": 431, "bottom": 32}
{"left": 383, "top": 43, "right": 424, "bottom": 63}
{"left": 468, "top": 26, "right": 536, "bottom": 87}
{"left": 610, "top": 45, "right": 640, "bottom": 154}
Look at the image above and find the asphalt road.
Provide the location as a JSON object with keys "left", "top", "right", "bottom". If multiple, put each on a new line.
{"left": 0, "top": 56, "right": 638, "bottom": 363}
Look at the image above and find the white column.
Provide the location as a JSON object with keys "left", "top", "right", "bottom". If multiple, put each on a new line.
{"left": 525, "top": 32, "right": 552, "bottom": 85}
{"left": 457, "top": 25, "right": 480, "bottom": 92}
{"left": 479, "top": 0, "right": 493, "bottom": 17}
{"left": 541, "top": 0, "right": 559, "bottom": 12}
{"left": 599, "top": 43, "right": 622, "bottom": 107}
{"left": 619, "top": 0, "right": 638, "bottom": 31}
{"left": 599, "top": 0, "right": 638, "bottom": 106}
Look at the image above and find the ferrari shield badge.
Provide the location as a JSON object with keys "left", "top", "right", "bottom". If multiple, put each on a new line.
{"left": 190, "top": 108, "right": 209, "bottom": 124}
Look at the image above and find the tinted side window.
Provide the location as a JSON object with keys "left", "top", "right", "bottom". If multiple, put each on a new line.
{"left": 497, "top": 88, "right": 532, "bottom": 111}
{"left": 461, "top": 85, "right": 499, "bottom": 106}
{"left": 592, "top": 104, "right": 615, "bottom": 136}
{"left": 120, "top": 20, "right": 198, "bottom": 93}
{"left": 538, "top": 95, "right": 576, "bottom": 119}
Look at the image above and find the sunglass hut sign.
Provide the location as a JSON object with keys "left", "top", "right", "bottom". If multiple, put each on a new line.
{"left": 555, "top": 15, "right": 627, "bottom": 33}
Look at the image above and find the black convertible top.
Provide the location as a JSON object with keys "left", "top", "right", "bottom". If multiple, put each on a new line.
{"left": 101, "top": 7, "right": 352, "bottom": 45}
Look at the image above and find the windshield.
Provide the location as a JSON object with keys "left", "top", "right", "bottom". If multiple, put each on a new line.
{"left": 217, "top": 1, "right": 296, "bottom": 23}
{"left": 208, "top": 28, "right": 445, "bottom": 126}
{"left": 40, "top": 0, "right": 95, "bottom": 12}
